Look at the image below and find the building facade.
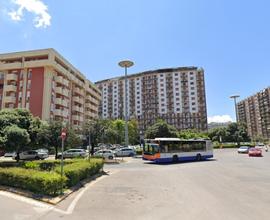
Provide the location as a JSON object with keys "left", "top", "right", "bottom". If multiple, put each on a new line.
{"left": 0, "top": 49, "right": 101, "bottom": 129}
{"left": 96, "top": 67, "right": 208, "bottom": 132}
{"left": 237, "top": 87, "right": 270, "bottom": 139}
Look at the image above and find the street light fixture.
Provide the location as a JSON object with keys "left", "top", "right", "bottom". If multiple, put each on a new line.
{"left": 230, "top": 95, "right": 240, "bottom": 123}
{"left": 118, "top": 60, "right": 134, "bottom": 147}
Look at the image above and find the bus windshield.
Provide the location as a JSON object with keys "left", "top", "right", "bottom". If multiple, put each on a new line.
{"left": 143, "top": 143, "right": 159, "bottom": 155}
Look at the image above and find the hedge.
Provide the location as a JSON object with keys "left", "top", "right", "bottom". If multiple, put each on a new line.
{"left": 0, "top": 168, "right": 66, "bottom": 196}
{"left": 55, "top": 159, "right": 104, "bottom": 187}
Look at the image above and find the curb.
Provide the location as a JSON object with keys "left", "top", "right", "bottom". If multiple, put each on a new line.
{"left": 0, "top": 171, "right": 105, "bottom": 205}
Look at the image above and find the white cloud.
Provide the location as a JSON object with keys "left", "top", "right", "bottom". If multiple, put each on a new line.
{"left": 8, "top": 0, "right": 51, "bottom": 28}
{"left": 208, "top": 115, "right": 233, "bottom": 123}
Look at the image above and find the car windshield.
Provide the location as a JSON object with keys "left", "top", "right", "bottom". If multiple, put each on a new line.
{"left": 240, "top": 146, "right": 248, "bottom": 149}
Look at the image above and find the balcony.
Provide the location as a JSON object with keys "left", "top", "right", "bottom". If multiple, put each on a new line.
{"left": 62, "top": 89, "right": 69, "bottom": 97}
{"left": 73, "top": 96, "right": 83, "bottom": 104}
{"left": 72, "top": 115, "right": 82, "bottom": 121}
{"left": 5, "top": 85, "right": 17, "bottom": 92}
{"left": 74, "top": 87, "right": 84, "bottom": 96}
{"left": 73, "top": 105, "right": 83, "bottom": 113}
{"left": 0, "top": 61, "right": 22, "bottom": 70}
{"left": 63, "top": 79, "right": 69, "bottom": 87}
{"left": 56, "top": 76, "right": 69, "bottom": 87}
{"left": 6, "top": 73, "right": 18, "bottom": 81}
{"left": 85, "top": 102, "right": 91, "bottom": 108}
{"left": 55, "top": 98, "right": 63, "bottom": 106}
{"left": 55, "top": 98, "right": 68, "bottom": 107}
{"left": 55, "top": 87, "right": 62, "bottom": 94}
{"left": 4, "top": 96, "right": 16, "bottom": 103}
{"left": 54, "top": 109, "right": 62, "bottom": 117}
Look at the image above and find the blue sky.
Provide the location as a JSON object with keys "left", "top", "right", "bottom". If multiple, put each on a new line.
{"left": 0, "top": 0, "right": 269, "bottom": 123}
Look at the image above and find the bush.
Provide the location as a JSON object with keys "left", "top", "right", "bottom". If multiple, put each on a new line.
{"left": 55, "top": 159, "right": 103, "bottom": 187}
{"left": 23, "top": 160, "right": 74, "bottom": 171}
{"left": 136, "top": 149, "right": 142, "bottom": 155}
{"left": 0, "top": 161, "right": 25, "bottom": 168}
{"left": 0, "top": 168, "right": 66, "bottom": 196}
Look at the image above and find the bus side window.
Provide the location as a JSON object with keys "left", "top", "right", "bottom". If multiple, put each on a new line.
{"left": 160, "top": 144, "right": 167, "bottom": 153}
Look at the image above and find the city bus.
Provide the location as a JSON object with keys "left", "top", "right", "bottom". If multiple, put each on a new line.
{"left": 143, "top": 138, "right": 213, "bottom": 163}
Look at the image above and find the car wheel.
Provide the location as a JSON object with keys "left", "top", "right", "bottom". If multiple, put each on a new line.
{"left": 172, "top": 155, "right": 178, "bottom": 163}
{"left": 196, "top": 154, "right": 202, "bottom": 161}
{"left": 35, "top": 156, "right": 39, "bottom": 160}
{"left": 108, "top": 156, "right": 113, "bottom": 160}
{"left": 129, "top": 153, "right": 134, "bottom": 157}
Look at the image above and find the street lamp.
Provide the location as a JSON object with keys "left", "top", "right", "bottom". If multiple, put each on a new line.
{"left": 230, "top": 95, "right": 240, "bottom": 123}
{"left": 118, "top": 60, "right": 134, "bottom": 147}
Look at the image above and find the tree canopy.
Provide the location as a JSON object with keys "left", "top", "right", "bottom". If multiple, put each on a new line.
{"left": 145, "top": 120, "right": 178, "bottom": 139}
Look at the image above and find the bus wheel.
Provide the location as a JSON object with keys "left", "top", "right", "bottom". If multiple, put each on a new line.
{"left": 172, "top": 155, "right": 178, "bottom": 163}
{"left": 196, "top": 154, "right": 202, "bottom": 161}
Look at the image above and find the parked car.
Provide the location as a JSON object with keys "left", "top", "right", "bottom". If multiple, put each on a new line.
{"left": 12, "top": 150, "right": 49, "bottom": 160}
{"left": 114, "top": 147, "right": 136, "bottom": 157}
{"left": 255, "top": 143, "right": 265, "bottom": 149}
{"left": 237, "top": 146, "right": 250, "bottom": 154}
{"left": 4, "top": 152, "right": 16, "bottom": 157}
{"left": 248, "top": 148, "right": 262, "bottom": 157}
{"left": 57, "top": 149, "right": 87, "bottom": 159}
{"left": 94, "top": 150, "right": 114, "bottom": 160}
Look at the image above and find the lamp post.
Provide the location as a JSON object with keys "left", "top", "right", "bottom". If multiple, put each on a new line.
{"left": 118, "top": 60, "right": 134, "bottom": 147}
{"left": 230, "top": 95, "right": 240, "bottom": 123}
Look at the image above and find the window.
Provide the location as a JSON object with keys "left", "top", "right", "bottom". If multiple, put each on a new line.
{"left": 27, "top": 81, "right": 31, "bottom": 90}
{"left": 28, "top": 70, "right": 32, "bottom": 79}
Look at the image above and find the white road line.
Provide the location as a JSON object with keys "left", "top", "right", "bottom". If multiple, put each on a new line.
{"left": 66, "top": 170, "right": 118, "bottom": 214}
{"left": 0, "top": 191, "right": 66, "bottom": 215}
{"left": 0, "top": 170, "right": 118, "bottom": 216}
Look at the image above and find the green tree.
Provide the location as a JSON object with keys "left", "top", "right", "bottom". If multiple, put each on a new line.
{"left": 178, "top": 129, "right": 208, "bottom": 139}
{"left": 4, "top": 125, "right": 30, "bottom": 161}
{"left": 145, "top": 120, "right": 178, "bottom": 139}
{"left": 208, "top": 122, "right": 250, "bottom": 145}
{"left": 65, "top": 128, "right": 83, "bottom": 150}
{"left": 45, "top": 121, "right": 63, "bottom": 159}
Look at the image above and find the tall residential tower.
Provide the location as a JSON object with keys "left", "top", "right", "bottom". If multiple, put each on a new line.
{"left": 96, "top": 67, "right": 207, "bottom": 132}
{"left": 237, "top": 87, "right": 270, "bottom": 139}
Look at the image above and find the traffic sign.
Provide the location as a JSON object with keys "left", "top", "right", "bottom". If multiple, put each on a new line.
{"left": 61, "top": 128, "right": 67, "bottom": 139}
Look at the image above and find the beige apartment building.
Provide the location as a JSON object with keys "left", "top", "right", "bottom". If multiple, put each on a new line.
{"left": 95, "top": 67, "right": 208, "bottom": 132}
{"left": 0, "top": 49, "right": 101, "bottom": 129}
{"left": 237, "top": 87, "right": 270, "bottom": 139}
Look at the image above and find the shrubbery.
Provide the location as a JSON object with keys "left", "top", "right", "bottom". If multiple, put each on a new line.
{"left": 0, "top": 158, "right": 104, "bottom": 195}
{"left": 0, "top": 168, "right": 66, "bottom": 196}
{"left": 55, "top": 159, "right": 103, "bottom": 187}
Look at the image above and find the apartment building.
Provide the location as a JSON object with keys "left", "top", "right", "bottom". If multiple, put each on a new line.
{"left": 237, "top": 87, "right": 270, "bottom": 139}
{"left": 0, "top": 49, "right": 101, "bottom": 129}
{"left": 96, "top": 67, "right": 208, "bottom": 132}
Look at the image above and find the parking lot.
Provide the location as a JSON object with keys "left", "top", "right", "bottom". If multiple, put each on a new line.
{"left": 1, "top": 148, "right": 270, "bottom": 220}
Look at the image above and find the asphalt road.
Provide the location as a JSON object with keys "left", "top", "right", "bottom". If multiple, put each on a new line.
{"left": 1, "top": 149, "right": 270, "bottom": 220}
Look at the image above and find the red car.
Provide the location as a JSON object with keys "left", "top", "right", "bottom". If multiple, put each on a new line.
{"left": 248, "top": 148, "right": 262, "bottom": 157}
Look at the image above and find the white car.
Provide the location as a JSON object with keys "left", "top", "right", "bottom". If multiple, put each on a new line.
{"left": 114, "top": 147, "right": 136, "bottom": 157}
{"left": 94, "top": 150, "right": 114, "bottom": 160}
{"left": 58, "top": 149, "right": 87, "bottom": 159}
{"left": 13, "top": 150, "right": 49, "bottom": 160}
{"left": 4, "top": 152, "right": 16, "bottom": 157}
{"left": 237, "top": 146, "right": 250, "bottom": 153}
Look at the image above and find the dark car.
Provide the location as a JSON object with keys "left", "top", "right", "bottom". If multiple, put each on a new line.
{"left": 0, "top": 149, "right": 5, "bottom": 157}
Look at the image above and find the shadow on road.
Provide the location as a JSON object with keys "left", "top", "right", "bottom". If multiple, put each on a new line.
{"left": 144, "top": 159, "right": 217, "bottom": 166}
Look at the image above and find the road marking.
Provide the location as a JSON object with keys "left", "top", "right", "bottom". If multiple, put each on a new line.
{"left": 66, "top": 170, "right": 118, "bottom": 214}
{"left": 0, "top": 170, "right": 117, "bottom": 216}
{"left": 0, "top": 190, "right": 67, "bottom": 215}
